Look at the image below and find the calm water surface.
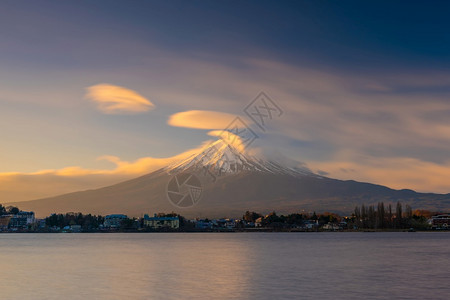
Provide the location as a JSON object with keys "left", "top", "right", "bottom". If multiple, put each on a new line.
{"left": 0, "top": 232, "right": 448, "bottom": 299}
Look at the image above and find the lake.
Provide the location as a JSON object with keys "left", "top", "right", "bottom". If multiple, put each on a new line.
{"left": 0, "top": 232, "right": 448, "bottom": 299}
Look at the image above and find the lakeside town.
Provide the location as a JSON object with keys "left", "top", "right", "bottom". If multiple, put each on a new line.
{"left": 1, "top": 202, "right": 449, "bottom": 233}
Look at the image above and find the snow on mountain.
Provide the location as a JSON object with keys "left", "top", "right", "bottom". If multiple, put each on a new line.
{"left": 165, "top": 138, "right": 317, "bottom": 178}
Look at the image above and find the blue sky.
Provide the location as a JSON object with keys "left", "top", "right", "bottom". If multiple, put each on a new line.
{"left": 1, "top": 0, "right": 450, "bottom": 201}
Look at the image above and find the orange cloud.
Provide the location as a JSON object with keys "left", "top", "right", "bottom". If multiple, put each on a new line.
{"left": 309, "top": 157, "right": 450, "bottom": 194}
{"left": 86, "top": 83, "right": 154, "bottom": 114}
{"left": 0, "top": 143, "right": 207, "bottom": 203}
{"left": 168, "top": 110, "right": 250, "bottom": 130}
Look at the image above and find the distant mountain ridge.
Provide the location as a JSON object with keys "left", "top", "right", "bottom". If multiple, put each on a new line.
{"left": 7, "top": 139, "right": 450, "bottom": 217}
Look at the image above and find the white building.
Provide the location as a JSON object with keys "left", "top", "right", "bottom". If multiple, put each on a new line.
{"left": 143, "top": 214, "right": 179, "bottom": 229}
{"left": 8, "top": 211, "right": 35, "bottom": 229}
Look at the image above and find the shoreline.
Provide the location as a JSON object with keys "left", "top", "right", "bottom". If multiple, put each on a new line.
{"left": 1, "top": 228, "right": 448, "bottom": 234}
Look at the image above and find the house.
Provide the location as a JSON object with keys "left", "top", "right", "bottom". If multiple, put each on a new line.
{"left": 431, "top": 214, "right": 450, "bottom": 229}
{"left": 70, "top": 225, "right": 82, "bottom": 232}
{"left": 255, "top": 217, "right": 263, "bottom": 227}
{"left": 303, "top": 220, "right": 319, "bottom": 230}
{"left": 104, "top": 214, "right": 128, "bottom": 228}
{"left": 244, "top": 221, "right": 255, "bottom": 228}
{"left": 224, "top": 219, "right": 237, "bottom": 229}
{"left": 143, "top": 214, "right": 179, "bottom": 229}
{"left": 195, "top": 219, "right": 213, "bottom": 230}
{"left": 38, "top": 219, "right": 47, "bottom": 229}
{"left": 322, "top": 223, "right": 340, "bottom": 231}
{"left": 339, "top": 221, "right": 348, "bottom": 229}
{"left": 214, "top": 218, "right": 236, "bottom": 229}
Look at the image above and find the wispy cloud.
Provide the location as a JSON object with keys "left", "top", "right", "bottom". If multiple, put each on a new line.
{"left": 0, "top": 143, "right": 207, "bottom": 202}
{"left": 85, "top": 83, "right": 154, "bottom": 114}
{"left": 207, "top": 130, "right": 247, "bottom": 152}
{"left": 168, "top": 110, "right": 250, "bottom": 130}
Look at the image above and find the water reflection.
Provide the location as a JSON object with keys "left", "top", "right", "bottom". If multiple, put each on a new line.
{"left": 0, "top": 233, "right": 449, "bottom": 299}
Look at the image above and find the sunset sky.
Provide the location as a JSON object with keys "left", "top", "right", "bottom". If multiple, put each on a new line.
{"left": 2, "top": 0, "right": 450, "bottom": 201}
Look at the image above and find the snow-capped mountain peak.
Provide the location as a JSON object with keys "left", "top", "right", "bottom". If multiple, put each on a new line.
{"left": 165, "top": 138, "right": 316, "bottom": 177}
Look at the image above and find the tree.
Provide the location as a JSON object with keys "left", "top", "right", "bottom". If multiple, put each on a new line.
{"left": 120, "top": 218, "right": 137, "bottom": 230}
{"left": 0, "top": 204, "right": 6, "bottom": 216}
{"left": 243, "top": 211, "right": 262, "bottom": 222}
{"left": 377, "top": 202, "right": 385, "bottom": 229}
{"left": 286, "top": 213, "right": 304, "bottom": 225}
{"left": 318, "top": 214, "right": 336, "bottom": 226}
{"left": 405, "top": 205, "right": 413, "bottom": 219}
{"left": 396, "top": 202, "right": 403, "bottom": 229}
{"left": 387, "top": 204, "right": 393, "bottom": 228}
{"left": 361, "top": 205, "right": 368, "bottom": 228}
{"left": 403, "top": 204, "right": 413, "bottom": 228}
{"left": 410, "top": 215, "right": 430, "bottom": 230}
{"left": 7, "top": 206, "right": 20, "bottom": 215}
{"left": 354, "top": 206, "right": 361, "bottom": 228}
{"left": 45, "top": 213, "right": 105, "bottom": 230}
{"left": 367, "top": 205, "right": 376, "bottom": 228}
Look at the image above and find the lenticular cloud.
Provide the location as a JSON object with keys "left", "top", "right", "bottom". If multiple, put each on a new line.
{"left": 86, "top": 83, "right": 154, "bottom": 114}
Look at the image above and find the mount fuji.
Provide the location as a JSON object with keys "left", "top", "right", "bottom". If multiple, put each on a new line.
{"left": 9, "top": 139, "right": 450, "bottom": 218}
{"left": 165, "top": 139, "right": 316, "bottom": 178}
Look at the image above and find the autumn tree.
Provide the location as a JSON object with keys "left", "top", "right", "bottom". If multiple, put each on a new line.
{"left": 243, "top": 211, "right": 262, "bottom": 222}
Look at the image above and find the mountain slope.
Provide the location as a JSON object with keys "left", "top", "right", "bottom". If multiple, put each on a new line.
{"left": 8, "top": 140, "right": 450, "bottom": 217}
